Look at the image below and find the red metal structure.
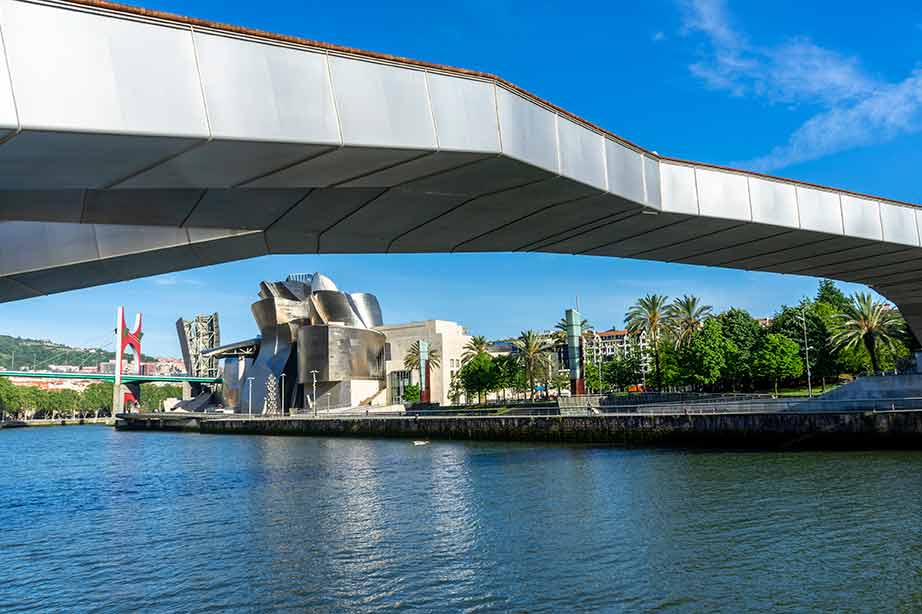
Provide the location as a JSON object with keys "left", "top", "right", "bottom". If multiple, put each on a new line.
{"left": 113, "top": 306, "right": 143, "bottom": 413}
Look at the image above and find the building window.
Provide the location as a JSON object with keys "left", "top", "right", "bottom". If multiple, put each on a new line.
{"left": 389, "top": 370, "right": 412, "bottom": 404}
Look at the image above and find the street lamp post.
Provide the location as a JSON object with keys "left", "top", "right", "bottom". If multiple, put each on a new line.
{"left": 595, "top": 332, "right": 602, "bottom": 394}
{"left": 309, "top": 370, "right": 319, "bottom": 417}
{"left": 801, "top": 307, "right": 813, "bottom": 398}
{"left": 280, "top": 373, "right": 286, "bottom": 416}
{"left": 247, "top": 377, "right": 255, "bottom": 416}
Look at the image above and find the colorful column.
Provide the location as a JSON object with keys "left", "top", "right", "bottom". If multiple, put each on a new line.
{"left": 565, "top": 309, "right": 585, "bottom": 395}
{"left": 418, "top": 340, "right": 430, "bottom": 403}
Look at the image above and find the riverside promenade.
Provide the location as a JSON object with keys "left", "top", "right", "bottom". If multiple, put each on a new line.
{"left": 116, "top": 410, "right": 922, "bottom": 449}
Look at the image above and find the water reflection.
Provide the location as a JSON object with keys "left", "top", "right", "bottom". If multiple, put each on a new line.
{"left": 0, "top": 429, "right": 921, "bottom": 612}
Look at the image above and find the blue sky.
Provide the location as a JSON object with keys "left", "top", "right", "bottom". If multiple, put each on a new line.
{"left": 2, "top": 0, "right": 921, "bottom": 356}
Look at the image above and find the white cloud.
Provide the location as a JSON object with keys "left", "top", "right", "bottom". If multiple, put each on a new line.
{"left": 652, "top": 31, "right": 666, "bottom": 42}
{"left": 681, "top": 0, "right": 877, "bottom": 105}
{"left": 680, "top": 0, "right": 922, "bottom": 171}
{"left": 745, "top": 71, "right": 922, "bottom": 171}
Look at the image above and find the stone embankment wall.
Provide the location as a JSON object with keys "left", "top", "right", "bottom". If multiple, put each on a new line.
{"left": 1, "top": 418, "right": 108, "bottom": 428}
{"left": 186, "top": 412, "right": 922, "bottom": 449}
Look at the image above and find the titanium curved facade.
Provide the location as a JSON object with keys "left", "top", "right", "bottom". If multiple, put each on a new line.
{"left": 215, "top": 272, "right": 385, "bottom": 413}
{"left": 1, "top": 1, "right": 921, "bottom": 338}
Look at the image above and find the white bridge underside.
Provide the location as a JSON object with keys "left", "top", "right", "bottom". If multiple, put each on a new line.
{"left": 3, "top": 1, "right": 922, "bottom": 337}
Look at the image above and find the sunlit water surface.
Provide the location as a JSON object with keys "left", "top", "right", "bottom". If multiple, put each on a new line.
{"left": 1, "top": 426, "right": 921, "bottom": 612}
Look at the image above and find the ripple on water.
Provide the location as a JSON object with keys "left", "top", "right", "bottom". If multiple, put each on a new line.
{"left": 0, "top": 429, "right": 921, "bottom": 612}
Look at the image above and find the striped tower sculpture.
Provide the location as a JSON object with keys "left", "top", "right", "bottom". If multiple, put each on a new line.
{"left": 112, "top": 306, "right": 143, "bottom": 416}
{"left": 565, "top": 309, "right": 585, "bottom": 395}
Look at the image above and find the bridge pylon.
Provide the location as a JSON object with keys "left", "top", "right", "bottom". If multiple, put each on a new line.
{"left": 112, "top": 306, "right": 143, "bottom": 417}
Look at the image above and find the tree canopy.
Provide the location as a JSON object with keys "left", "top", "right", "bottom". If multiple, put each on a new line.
{"left": 753, "top": 333, "right": 803, "bottom": 394}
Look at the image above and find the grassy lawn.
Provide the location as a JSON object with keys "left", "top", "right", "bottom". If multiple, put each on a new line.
{"left": 765, "top": 383, "right": 842, "bottom": 397}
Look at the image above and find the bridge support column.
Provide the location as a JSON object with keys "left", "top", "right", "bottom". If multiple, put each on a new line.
{"left": 113, "top": 306, "right": 143, "bottom": 417}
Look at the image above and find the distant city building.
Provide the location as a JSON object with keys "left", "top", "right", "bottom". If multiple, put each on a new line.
{"left": 47, "top": 364, "right": 81, "bottom": 373}
{"left": 148, "top": 358, "right": 185, "bottom": 376}
{"left": 376, "top": 320, "right": 471, "bottom": 406}
{"left": 98, "top": 357, "right": 183, "bottom": 376}
{"left": 756, "top": 318, "right": 773, "bottom": 328}
{"left": 99, "top": 358, "right": 141, "bottom": 374}
{"left": 584, "top": 329, "right": 650, "bottom": 373}
{"left": 7, "top": 376, "right": 93, "bottom": 392}
{"left": 486, "top": 340, "right": 515, "bottom": 357}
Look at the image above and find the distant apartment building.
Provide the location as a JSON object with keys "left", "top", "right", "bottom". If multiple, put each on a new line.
{"left": 755, "top": 317, "right": 773, "bottom": 328}
{"left": 149, "top": 358, "right": 185, "bottom": 376}
{"left": 583, "top": 329, "right": 650, "bottom": 371}
{"left": 98, "top": 358, "right": 139, "bottom": 374}
{"left": 375, "top": 320, "right": 471, "bottom": 406}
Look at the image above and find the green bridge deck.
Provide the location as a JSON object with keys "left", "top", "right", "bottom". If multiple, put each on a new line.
{"left": 0, "top": 370, "right": 221, "bottom": 384}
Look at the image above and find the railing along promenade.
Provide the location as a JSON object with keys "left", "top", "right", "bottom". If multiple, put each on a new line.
{"left": 597, "top": 397, "right": 922, "bottom": 415}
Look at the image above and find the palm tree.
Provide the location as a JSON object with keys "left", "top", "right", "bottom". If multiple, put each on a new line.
{"left": 512, "top": 330, "right": 551, "bottom": 400}
{"left": 830, "top": 292, "right": 906, "bottom": 373}
{"left": 403, "top": 341, "right": 442, "bottom": 371}
{"left": 667, "top": 295, "right": 713, "bottom": 348}
{"left": 461, "top": 335, "right": 489, "bottom": 365}
{"left": 553, "top": 316, "right": 593, "bottom": 346}
{"left": 625, "top": 294, "right": 669, "bottom": 390}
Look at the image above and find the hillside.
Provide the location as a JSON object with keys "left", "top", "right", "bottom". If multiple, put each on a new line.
{"left": 0, "top": 335, "right": 157, "bottom": 371}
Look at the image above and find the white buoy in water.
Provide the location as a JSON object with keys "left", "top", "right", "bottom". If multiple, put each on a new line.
{"left": 413, "top": 441, "right": 430, "bottom": 446}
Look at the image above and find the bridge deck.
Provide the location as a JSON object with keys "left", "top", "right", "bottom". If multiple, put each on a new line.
{"left": 0, "top": 371, "right": 220, "bottom": 384}
{"left": 0, "top": 1, "right": 918, "bottom": 336}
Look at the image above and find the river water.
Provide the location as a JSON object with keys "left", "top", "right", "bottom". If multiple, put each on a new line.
{"left": 1, "top": 426, "right": 920, "bottom": 612}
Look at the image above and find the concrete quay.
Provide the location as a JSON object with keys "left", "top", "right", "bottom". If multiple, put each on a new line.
{"left": 1, "top": 417, "right": 110, "bottom": 428}
{"left": 115, "top": 410, "right": 922, "bottom": 449}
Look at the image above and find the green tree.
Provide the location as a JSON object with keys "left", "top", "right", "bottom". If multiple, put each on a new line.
{"left": 771, "top": 300, "right": 839, "bottom": 386}
{"left": 138, "top": 384, "right": 183, "bottom": 412}
{"left": 626, "top": 294, "right": 670, "bottom": 390}
{"left": 51, "top": 389, "right": 80, "bottom": 419}
{"left": 810, "top": 300, "right": 849, "bottom": 386}
{"left": 716, "top": 307, "right": 763, "bottom": 390}
{"left": 492, "top": 354, "right": 520, "bottom": 402}
{"left": 80, "top": 382, "right": 114, "bottom": 417}
{"left": 16, "top": 386, "right": 42, "bottom": 419}
{"left": 603, "top": 340, "right": 645, "bottom": 391}
{"left": 816, "top": 280, "right": 852, "bottom": 313}
{"left": 402, "top": 383, "right": 420, "bottom": 403}
{"left": 461, "top": 336, "right": 489, "bottom": 365}
{"left": 657, "top": 340, "right": 683, "bottom": 389}
{"left": 753, "top": 333, "right": 803, "bottom": 394}
{"left": 583, "top": 360, "right": 601, "bottom": 393}
{"left": 830, "top": 292, "right": 906, "bottom": 373}
{"left": 0, "top": 377, "right": 19, "bottom": 420}
{"left": 678, "top": 318, "right": 733, "bottom": 388}
{"left": 512, "top": 330, "right": 551, "bottom": 401}
{"left": 458, "top": 352, "right": 499, "bottom": 404}
{"left": 447, "top": 372, "right": 463, "bottom": 405}
{"left": 667, "top": 294, "right": 713, "bottom": 348}
{"left": 548, "top": 371, "right": 568, "bottom": 397}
